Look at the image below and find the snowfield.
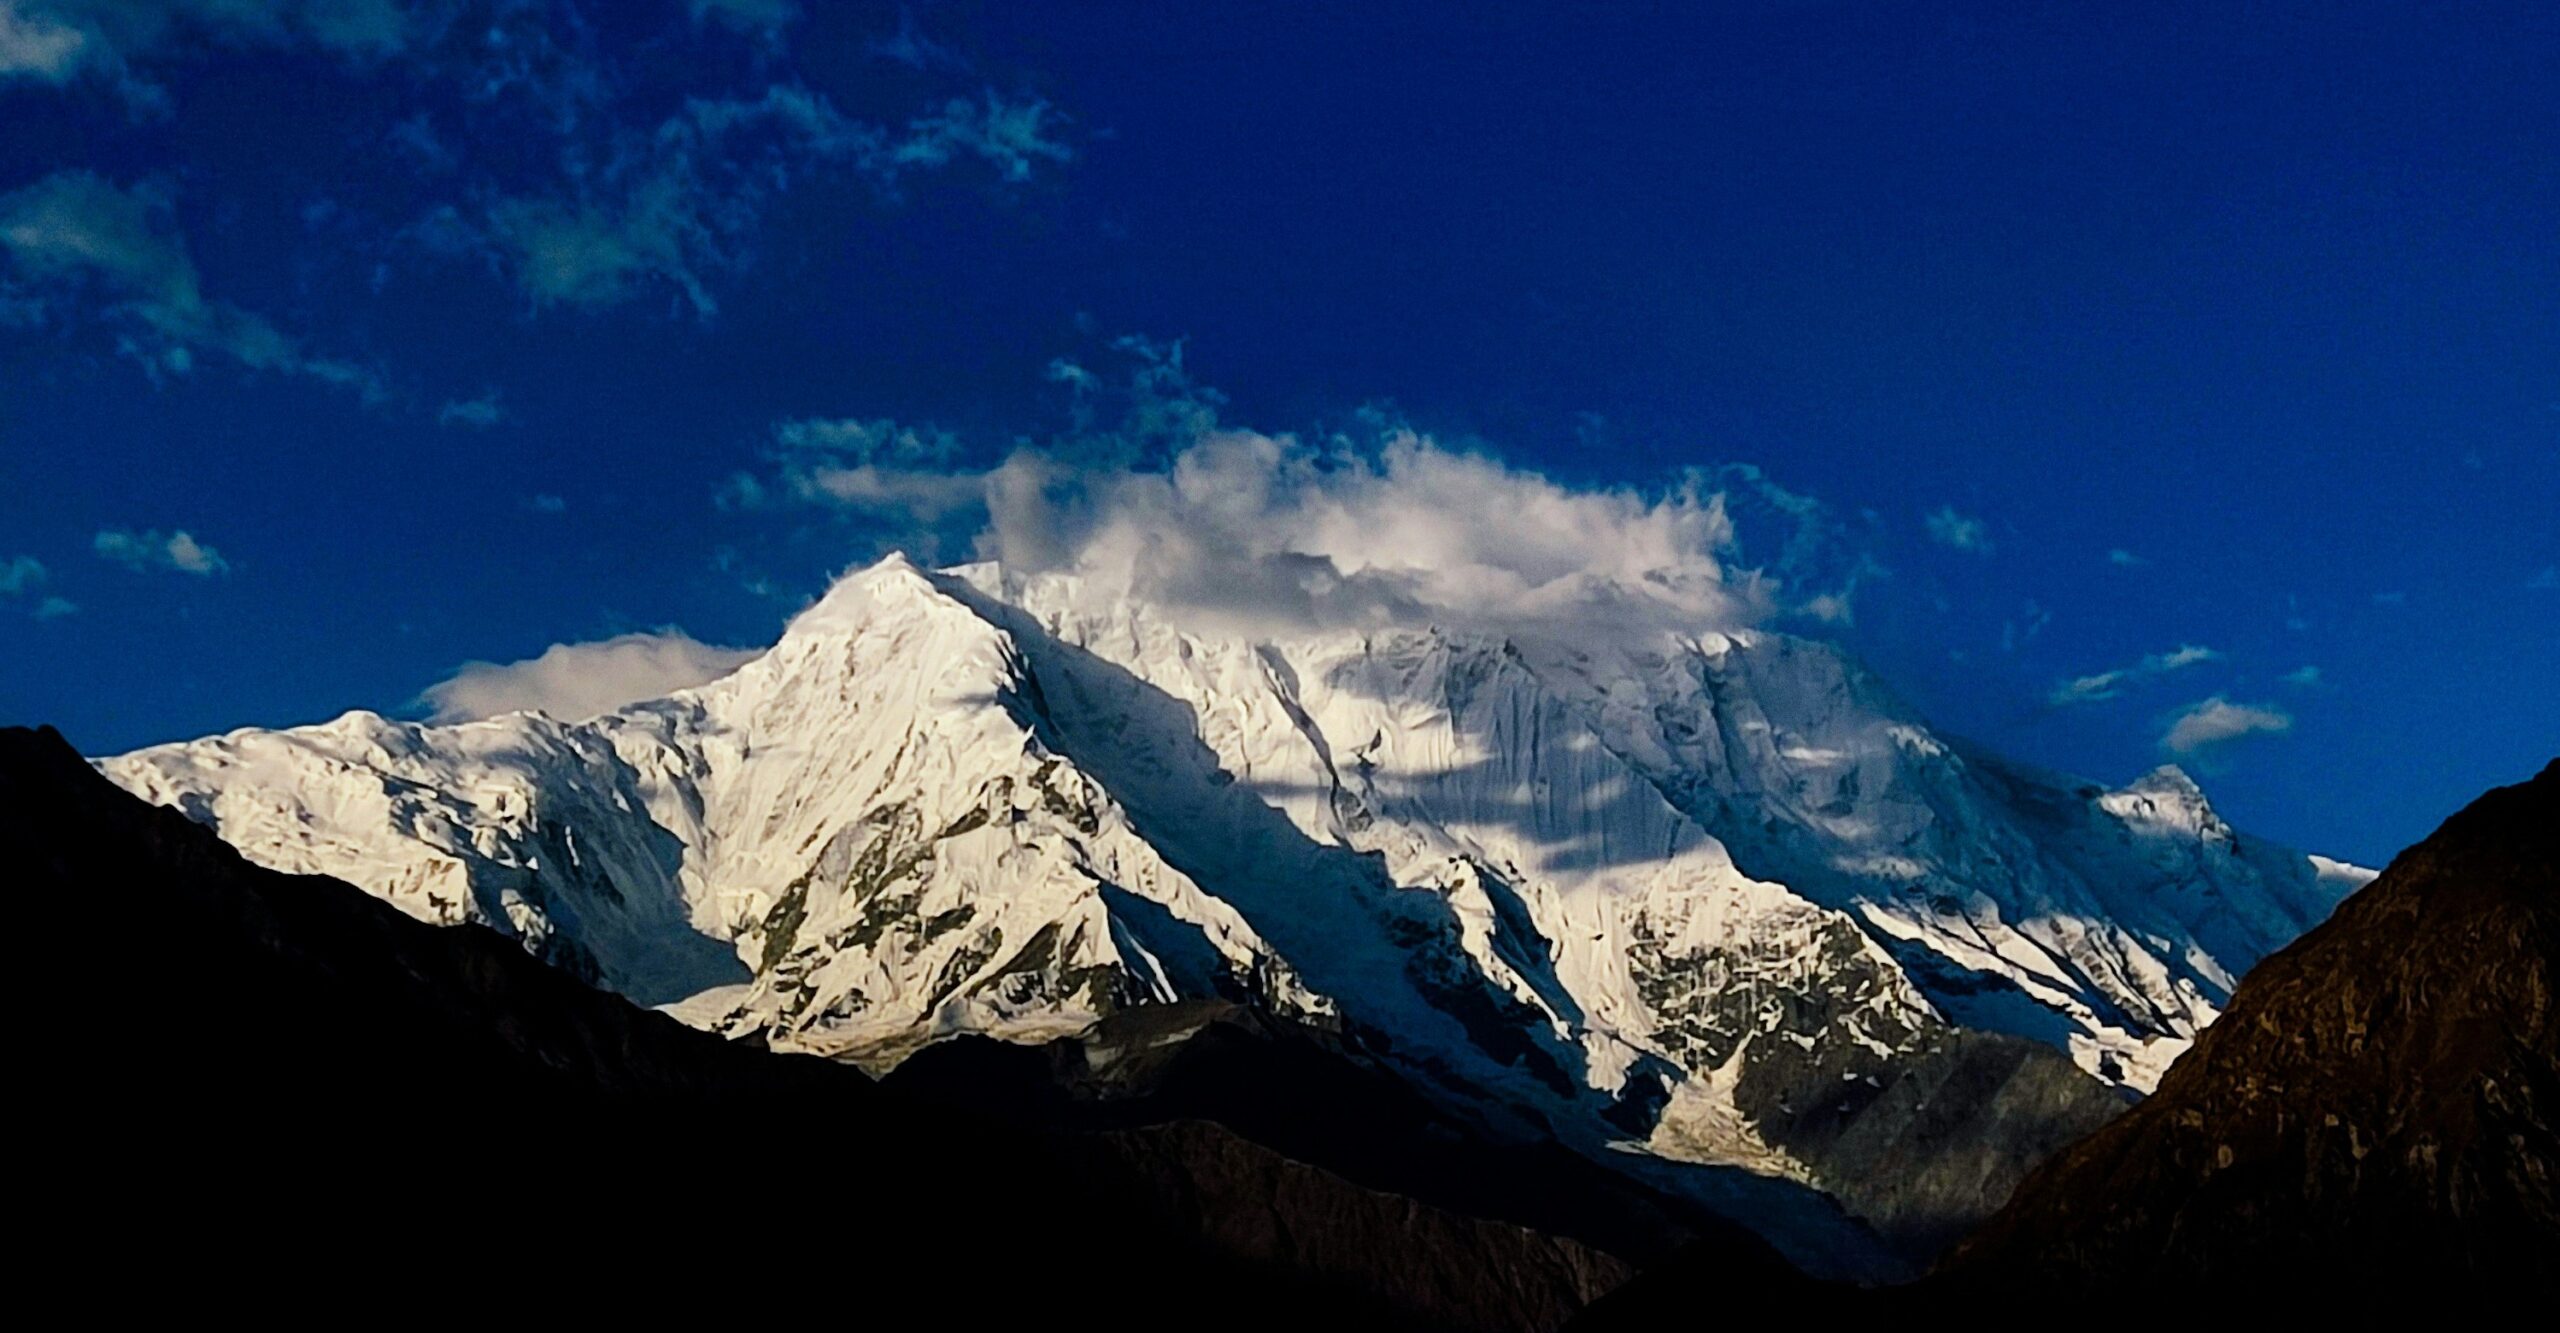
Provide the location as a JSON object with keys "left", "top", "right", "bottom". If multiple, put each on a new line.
{"left": 103, "top": 553, "right": 2370, "bottom": 1259}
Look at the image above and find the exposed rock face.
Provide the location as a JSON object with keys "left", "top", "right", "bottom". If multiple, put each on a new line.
{"left": 4, "top": 724, "right": 1667, "bottom": 1332}
{"left": 93, "top": 555, "right": 2361, "bottom": 1262}
{"left": 1943, "top": 759, "right": 2560, "bottom": 1291}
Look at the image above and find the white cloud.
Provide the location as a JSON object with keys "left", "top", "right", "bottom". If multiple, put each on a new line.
{"left": 1925, "top": 505, "right": 1992, "bottom": 553}
{"left": 2161, "top": 696, "right": 2292, "bottom": 756}
{"left": 480, "top": 83, "right": 1070, "bottom": 317}
{"left": 887, "top": 92, "right": 1075, "bottom": 184}
{"left": 2107, "top": 548, "right": 2146, "bottom": 567}
{"left": 0, "top": 0, "right": 406, "bottom": 108}
{"left": 731, "top": 416, "right": 981, "bottom": 518}
{"left": 2050, "top": 643, "right": 2218, "bottom": 705}
{"left": 1, "top": 553, "right": 67, "bottom": 616}
{"left": 691, "top": 0, "right": 799, "bottom": 30}
{"left": 437, "top": 390, "right": 505, "bottom": 428}
{"left": 764, "top": 425, "right": 1767, "bottom": 640}
{"left": 869, "top": 7, "right": 961, "bottom": 70}
{"left": 420, "top": 630, "right": 759, "bottom": 723}
{"left": 729, "top": 342, "right": 1876, "bottom": 641}
{"left": 526, "top": 493, "right": 567, "bottom": 514}
{"left": 95, "top": 526, "right": 227, "bottom": 575}
{"left": 2281, "top": 665, "right": 2323, "bottom": 687}
{"left": 0, "top": 1, "right": 87, "bottom": 82}
{"left": 0, "top": 553, "right": 44, "bottom": 595}
{"left": 988, "top": 429, "right": 1763, "bottom": 638}
{"left": 0, "top": 172, "right": 379, "bottom": 396}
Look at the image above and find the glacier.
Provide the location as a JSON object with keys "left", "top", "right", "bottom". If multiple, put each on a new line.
{"left": 101, "top": 553, "right": 2370, "bottom": 1257}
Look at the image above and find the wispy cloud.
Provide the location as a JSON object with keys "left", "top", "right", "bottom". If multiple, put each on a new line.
{"left": 2106, "top": 548, "right": 2146, "bottom": 568}
{"left": 2161, "top": 696, "right": 2292, "bottom": 756}
{"left": 477, "top": 84, "right": 1071, "bottom": 317}
{"left": 0, "top": 553, "right": 42, "bottom": 595}
{"left": 0, "top": 2, "right": 87, "bottom": 84}
{"left": 2050, "top": 643, "right": 2219, "bottom": 705}
{"left": 0, "top": 552, "right": 72, "bottom": 616}
{"left": 2531, "top": 565, "right": 2558, "bottom": 591}
{"left": 2001, "top": 600, "right": 2052, "bottom": 653}
{"left": 691, "top": 0, "right": 799, "bottom": 31}
{"left": 437, "top": 390, "right": 506, "bottom": 428}
{"left": 1925, "top": 504, "right": 1992, "bottom": 554}
{"left": 94, "top": 526, "right": 227, "bottom": 575}
{"left": 9, "top": 3, "right": 1075, "bottom": 366}
{"left": 720, "top": 415, "right": 979, "bottom": 518}
{"left": 420, "top": 629, "right": 759, "bottom": 723}
{"left": 0, "top": 172, "right": 380, "bottom": 396}
{"left": 2281, "top": 665, "right": 2324, "bottom": 688}
{"left": 0, "top": 0, "right": 407, "bottom": 113}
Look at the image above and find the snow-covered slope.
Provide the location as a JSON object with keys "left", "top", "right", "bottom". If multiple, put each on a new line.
{"left": 101, "top": 554, "right": 2368, "bottom": 1253}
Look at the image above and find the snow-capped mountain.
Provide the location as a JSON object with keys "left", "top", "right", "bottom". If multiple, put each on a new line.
{"left": 102, "top": 554, "right": 2369, "bottom": 1255}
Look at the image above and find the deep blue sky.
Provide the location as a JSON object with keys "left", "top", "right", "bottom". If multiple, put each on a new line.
{"left": 2, "top": 1, "right": 2553, "bottom": 865}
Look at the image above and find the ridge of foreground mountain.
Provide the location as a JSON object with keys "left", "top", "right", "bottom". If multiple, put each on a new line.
{"left": 97, "top": 554, "right": 2370, "bottom": 1263}
{"left": 7, "top": 723, "right": 1718, "bottom": 1331}
{"left": 1573, "top": 758, "right": 2560, "bottom": 1320}
{"left": 1941, "top": 757, "right": 2559, "bottom": 1289}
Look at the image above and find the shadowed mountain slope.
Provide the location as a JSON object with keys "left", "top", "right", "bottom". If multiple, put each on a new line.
{"left": 1942, "top": 757, "right": 2558, "bottom": 1291}
{"left": 6, "top": 724, "right": 1674, "bottom": 1330}
{"left": 1574, "top": 758, "right": 2559, "bottom": 1323}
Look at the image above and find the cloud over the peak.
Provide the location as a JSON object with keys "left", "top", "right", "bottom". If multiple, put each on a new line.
{"left": 984, "top": 428, "right": 1762, "bottom": 637}
{"left": 723, "top": 345, "right": 1875, "bottom": 643}
{"left": 420, "top": 629, "right": 759, "bottom": 724}
{"left": 2160, "top": 696, "right": 2292, "bottom": 756}
{"left": 94, "top": 526, "right": 227, "bottom": 575}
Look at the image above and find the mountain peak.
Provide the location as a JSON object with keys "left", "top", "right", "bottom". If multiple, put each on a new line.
{"left": 2128, "top": 763, "right": 2206, "bottom": 800}
{"left": 780, "top": 550, "right": 961, "bottom": 640}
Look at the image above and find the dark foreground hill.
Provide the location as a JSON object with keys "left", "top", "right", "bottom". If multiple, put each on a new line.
{"left": 1577, "top": 758, "right": 2560, "bottom": 1323}
{"left": 3, "top": 724, "right": 1691, "bottom": 1330}
{"left": 1941, "top": 757, "right": 2559, "bottom": 1292}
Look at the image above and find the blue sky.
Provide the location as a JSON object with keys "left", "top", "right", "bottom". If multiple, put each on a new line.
{"left": 1, "top": 1, "right": 2553, "bottom": 866}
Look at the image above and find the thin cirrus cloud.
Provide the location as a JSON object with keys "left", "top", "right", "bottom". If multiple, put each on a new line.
{"left": 477, "top": 85, "right": 1071, "bottom": 318}
{"left": 7, "top": 4, "right": 1071, "bottom": 401}
{"left": 1, "top": 552, "right": 75, "bottom": 617}
{"left": 419, "top": 629, "right": 760, "bottom": 724}
{"left": 0, "top": 0, "right": 406, "bottom": 110}
{"left": 2160, "top": 696, "right": 2293, "bottom": 757}
{"left": 436, "top": 390, "right": 506, "bottom": 429}
{"left": 690, "top": 0, "right": 799, "bottom": 31}
{"left": 2050, "top": 643, "right": 2220, "bottom": 706}
{"left": 1924, "top": 504, "right": 1992, "bottom": 554}
{"left": 94, "top": 526, "right": 228, "bottom": 575}
{"left": 0, "top": 553, "right": 42, "bottom": 594}
{"left": 0, "top": 171, "right": 382, "bottom": 397}
{"left": 2107, "top": 548, "right": 2147, "bottom": 567}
